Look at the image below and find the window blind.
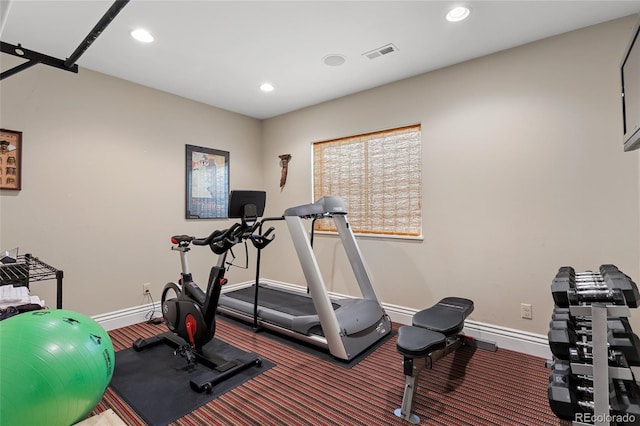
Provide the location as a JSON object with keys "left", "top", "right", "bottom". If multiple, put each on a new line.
{"left": 313, "top": 124, "right": 422, "bottom": 237}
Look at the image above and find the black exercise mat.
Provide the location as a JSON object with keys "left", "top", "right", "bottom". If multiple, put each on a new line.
{"left": 219, "top": 314, "right": 394, "bottom": 369}
{"left": 110, "top": 338, "right": 274, "bottom": 426}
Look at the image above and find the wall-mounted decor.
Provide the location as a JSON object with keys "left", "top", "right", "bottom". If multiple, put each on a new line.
{"left": 279, "top": 154, "right": 291, "bottom": 191}
{"left": 0, "top": 129, "right": 22, "bottom": 190}
{"left": 185, "top": 144, "right": 229, "bottom": 219}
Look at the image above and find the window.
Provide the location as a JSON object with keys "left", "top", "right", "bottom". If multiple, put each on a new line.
{"left": 313, "top": 124, "right": 422, "bottom": 237}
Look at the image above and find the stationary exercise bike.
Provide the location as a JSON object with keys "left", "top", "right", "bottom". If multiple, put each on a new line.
{"left": 133, "top": 190, "right": 274, "bottom": 392}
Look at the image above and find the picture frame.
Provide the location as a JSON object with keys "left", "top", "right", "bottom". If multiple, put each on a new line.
{"left": 0, "top": 129, "right": 22, "bottom": 190}
{"left": 185, "top": 144, "right": 230, "bottom": 219}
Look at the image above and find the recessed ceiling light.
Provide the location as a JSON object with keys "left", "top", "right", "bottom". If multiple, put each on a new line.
{"left": 260, "top": 83, "right": 274, "bottom": 92}
{"left": 446, "top": 6, "right": 470, "bottom": 22}
{"left": 323, "top": 54, "right": 346, "bottom": 67}
{"left": 130, "top": 28, "right": 154, "bottom": 43}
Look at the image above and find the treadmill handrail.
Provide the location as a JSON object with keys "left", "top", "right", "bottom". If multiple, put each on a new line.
{"left": 283, "top": 196, "right": 347, "bottom": 218}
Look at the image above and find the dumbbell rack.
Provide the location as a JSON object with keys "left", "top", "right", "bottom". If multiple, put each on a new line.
{"left": 548, "top": 265, "right": 640, "bottom": 426}
{"left": 569, "top": 304, "right": 636, "bottom": 426}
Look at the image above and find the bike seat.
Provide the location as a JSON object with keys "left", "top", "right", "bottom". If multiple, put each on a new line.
{"left": 171, "top": 235, "right": 193, "bottom": 244}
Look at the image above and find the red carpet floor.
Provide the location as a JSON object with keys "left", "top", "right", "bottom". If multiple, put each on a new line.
{"left": 93, "top": 319, "right": 562, "bottom": 425}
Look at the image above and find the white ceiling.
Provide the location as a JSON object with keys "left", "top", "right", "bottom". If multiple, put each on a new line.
{"left": 2, "top": 1, "right": 640, "bottom": 119}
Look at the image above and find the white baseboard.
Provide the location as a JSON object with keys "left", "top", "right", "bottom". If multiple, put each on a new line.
{"left": 92, "top": 302, "right": 161, "bottom": 331}
{"left": 94, "top": 280, "right": 551, "bottom": 359}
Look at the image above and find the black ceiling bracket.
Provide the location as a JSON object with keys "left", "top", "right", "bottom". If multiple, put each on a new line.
{"left": 64, "top": 0, "right": 129, "bottom": 68}
{"left": 0, "top": 0, "right": 129, "bottom": 81}
{"left": 0, "top": 41, "right": 78, "bottom": 80}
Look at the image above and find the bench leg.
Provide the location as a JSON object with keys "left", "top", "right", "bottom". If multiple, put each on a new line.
{"left": 394, "top": 355, "right": 427, "bottom": 424}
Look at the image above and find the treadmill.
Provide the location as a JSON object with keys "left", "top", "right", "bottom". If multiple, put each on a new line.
{"left": 218, "top": 196, "right": 392, "bottom": 361}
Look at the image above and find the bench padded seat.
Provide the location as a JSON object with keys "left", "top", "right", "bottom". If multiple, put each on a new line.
{"left": 396, "top": 326, "right": 446, "bottom": 357}
{"left": 412, "top": 297, "right": 474, "bottom": 336}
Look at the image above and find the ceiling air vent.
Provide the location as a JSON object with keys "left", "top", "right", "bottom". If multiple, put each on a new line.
{"left": 363, "top": 43, "right": 398, "bottom": 60}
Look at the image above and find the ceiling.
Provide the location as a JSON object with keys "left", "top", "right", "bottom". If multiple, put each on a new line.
{"left": 2, "top": 1, "right": 640, "bottom": 120}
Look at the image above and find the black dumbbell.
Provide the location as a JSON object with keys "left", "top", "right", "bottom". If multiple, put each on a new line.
{"left": 600, "top": 264, "right": 621, "bottom": 274}
{"left": 609, "top": 333, "right": 640, "bottom": 367}
{"left": 568, "top": 334, "right": 640, "bottom": 367}
{"left": 549, "top": 323, "right": 640, "bottom": 366}
{"left": 550, "top": 317, "right": 633, "bottom": 337}
{"left": 552, "top": 276, "right": 634, "bottom": 308}
{"left": 550, "top": 279, "right": 573, "bottom": 307}
{"left": 548, "top": 361, "right": 585, "bottom": 420}
{"left": 552, "top": 306, "right": 571, "bottom": 318}
{"left": 553, "top": 265, "right": 639, "bottom": 303}
{"left": 602, "top": 269, "right": 640, "bottom": 308}
{"left": 610, "top": 380, "right": 640, "bottom": 424}
{"left": 573, "top": 379, "right": 640, "bottom": 425}
{"left": 557, "top": 268, "right": 608, "bottom": 287}
{"left": 548, "top": 357, "right": 640, "bottom": 423}
{"left": 548, "top": 327, "right": 579, "bottom": 360}
{"left": 552, "top": 269, "right": 607, "bottom": 307}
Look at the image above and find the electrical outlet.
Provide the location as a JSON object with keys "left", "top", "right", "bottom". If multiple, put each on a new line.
{"left": 521, "top": 303, "right": 532, "bottom": 319}
{"left": 142, "top": 282, "right": 151, "bottom": 296}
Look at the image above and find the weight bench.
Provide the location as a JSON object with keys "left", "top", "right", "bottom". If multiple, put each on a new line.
{"left": 394, "top": 297, "right": 495, "bottom": 424}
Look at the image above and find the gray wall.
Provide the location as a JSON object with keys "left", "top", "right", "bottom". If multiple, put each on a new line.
{"left": 258, "top": 15, "right": 640, "bottom": 334}
{"left": 0, "top": 57, "right": 264, "bottom": 313}
{"left": 1, "top": 16, "right": 639, "bottom": 336}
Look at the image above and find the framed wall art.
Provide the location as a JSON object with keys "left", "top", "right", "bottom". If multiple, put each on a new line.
{"left": 0, "top": 129, "right": 22, "bottom": 190}
{"left": 185, "top": 144, "right": 229, "bottom": 219}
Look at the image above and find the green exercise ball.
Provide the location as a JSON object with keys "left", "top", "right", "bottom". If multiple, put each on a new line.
{"left": 0, "top": 309, "right": 115, "bottom": 426}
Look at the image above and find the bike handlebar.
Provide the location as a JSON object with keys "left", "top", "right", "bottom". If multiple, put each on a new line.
{"left": 176, "top": 220, "right": 273, "bottom": 255}
{"left": 190, "top": 231, "right": 219, "bottom": 246}
{"left": 209, "top": 223, "right": 243, "bottom": 254}
{"left": 250, "top": 226, "right": 275, "bottom": 250}
{"left": 191, "top": 223, "right": 240, "bottom": 247}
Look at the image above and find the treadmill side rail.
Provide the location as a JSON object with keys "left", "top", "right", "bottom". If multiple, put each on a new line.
{"left": 285, "top": 215, "right": 349, "bottom": 360}
{"left": 333, "top": 214, "right": 380, "bottom": 302}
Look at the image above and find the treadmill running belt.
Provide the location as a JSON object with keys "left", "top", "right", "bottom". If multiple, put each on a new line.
{"left": 224, "top": 285, "right": 340, "bottom": 317}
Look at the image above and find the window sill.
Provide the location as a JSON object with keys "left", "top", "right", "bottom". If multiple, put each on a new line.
{"left": 313, "top": 230, "right": 424, "bottom": 242}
